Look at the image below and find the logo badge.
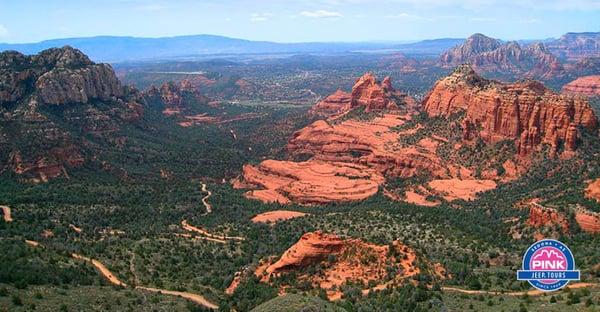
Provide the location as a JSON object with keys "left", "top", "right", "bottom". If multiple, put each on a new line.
{"left": 517, "top": 239, "right": 580, "bottom": 291}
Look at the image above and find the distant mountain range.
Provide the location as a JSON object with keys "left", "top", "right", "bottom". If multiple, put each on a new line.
{"left": 0, "top": 32, "right": 598, "bottom": 63}
{"left": 0, "top": 35, "right": 464, "bottom": 62}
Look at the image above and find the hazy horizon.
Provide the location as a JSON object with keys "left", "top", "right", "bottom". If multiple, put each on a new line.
{"left": 1, "top": 0, "right": 599, "bottom": 44}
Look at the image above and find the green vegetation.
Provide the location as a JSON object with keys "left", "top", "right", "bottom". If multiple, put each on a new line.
{"left": 251, "top": 294, "right": 346, "bottom": 312}
{"left": 1, "top": 89, "right": 600, "bottom": 311}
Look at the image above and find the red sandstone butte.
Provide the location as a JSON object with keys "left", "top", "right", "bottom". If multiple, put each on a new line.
{"left": 562, "top": 75, "right": 600, "bottom": 97}
{"left": 575, "top": 208, "right": 600, "bottom": 233}
{"left": 423, "top": 65, "right": 598, "bottom": 157}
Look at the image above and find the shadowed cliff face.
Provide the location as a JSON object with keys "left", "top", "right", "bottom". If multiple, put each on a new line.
{"left": 0, "top": 46, "right": 143, "bottom": 182}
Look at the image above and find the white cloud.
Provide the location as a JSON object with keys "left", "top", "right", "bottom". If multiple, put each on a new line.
{"left": 385, "top": 12, "right": 432, "bottom": 21}
{"left": 0, "top": 25, "right": 8, "bottom": 38}
{"left": 250, "top": 13, "right": 272, "bottom": 22}
{"left": 299, "top": 10, "right": 342, "bottom": 18}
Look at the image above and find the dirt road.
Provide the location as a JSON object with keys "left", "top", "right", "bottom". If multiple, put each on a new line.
{"left": 72, "top": 253, "right": 128, "bottom": 287}
{"left": 442, "top": 282, "right": 598, "bottom": 296}
{"left": 201, "top": 183, "right": 212, "bottom": 215}
{"left": 1, "top": 205, "right": 13, "bottom": 222}
{"left": 137, "top": 286, "right": 218, "bottom": 310}
{"left": 181, "top": 220, "right": 245, "bottom": 242}
{"left": 73, "top": 252, "right": 217, "bottom": 309}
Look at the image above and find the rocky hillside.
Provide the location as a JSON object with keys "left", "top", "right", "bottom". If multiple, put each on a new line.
{"left": 546, "top": 32, "right": 600, "bottom": 60}
{"left": 440, "top": 34, "right": 562, "bottom": 79}
{"left": 0, "top": 46, "right": 143, "bottom": 182}
{"left": 253, "top": 231, "right": 420, "bottom": 300}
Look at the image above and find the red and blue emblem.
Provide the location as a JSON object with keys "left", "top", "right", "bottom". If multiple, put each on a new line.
{"left": 517, "top": 239, "right": 580, "bottom": 291}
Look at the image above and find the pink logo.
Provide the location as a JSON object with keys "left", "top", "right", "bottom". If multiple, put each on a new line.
{"left": 530, "top": 247, "right": 566, "bottom": 284}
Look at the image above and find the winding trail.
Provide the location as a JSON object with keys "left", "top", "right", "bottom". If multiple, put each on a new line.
{"left": 69, "top": 224, "right": 83, "bottom": 233}
{"left": 72, "top": 252, "right": 218, "bottom": 309}
{"left": 72, "top": 253, "right": 128, "bottom": 287}
{"left": 201, "top": 183, "right": 212, "bottom": 215}
{"left": 442, "top": 282, "right": 598, "bottom": 296}
{"left": 181, "top": 220, "right": 245, "bottom": 242}
{"left": 136, "top": 286, "right": 219, "bottom": 310}
{"left": 1, "top": 205, "right": 13, "bottom": 222}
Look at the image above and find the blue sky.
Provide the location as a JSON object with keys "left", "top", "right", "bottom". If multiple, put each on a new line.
{"left": 0, "top": 0, "right": 599, "bottom": 43}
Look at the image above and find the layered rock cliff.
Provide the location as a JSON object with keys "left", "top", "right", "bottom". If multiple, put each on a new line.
{"left": 527, "top": 203, "right": 569, "bottom": 232}
{"left": 308, "top": 90, "right": 351, "bottom": 118}
{"left": 440, "top": 34, "right": 563, "bottom": 78}
{"left": 547, "top": 32, "right": 600, "bottom": 61}
{"left": 440, "top": 33, "right": 501, "bottom": 64}
{"left": 575, "top": 209, "right": 600, "bottom": 233}
{"left": 562, "top": 75, "right": 600, "bottom": 97}
{"left": 423, "top": 65, "right": 598, "bottom": 157}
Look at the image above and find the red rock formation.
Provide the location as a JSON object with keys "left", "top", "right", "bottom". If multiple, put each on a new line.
{"left": 547, "top": 32, "right": 600, "bottom": 61}
{"left": 575, "top": 209, "right": 600, "bottom": 233}
{"left": 308, "top": 90, "right": 351, "bottom": 118}
{"left": 440, "top": 34, "right": 563, "bottom": 78}
{"left": 527, "top": 203, "right": 569, "bottom": 232}
{"left": 440, "top": 33, "right": 500, "bottom": 65}
{"left": 423, "top": 65, "right": 599, "bottom": 157}
{"left": 266, "top": 231, "right": 345, "bottom": 274}
{"left": 350, "top": 73, "right": 413, "bottom": 112}
{"left": 259, "top": 231, "right": 419, "bottom": 300}
{"left": 240, "top": 159, "right": 384, "bottom": 205}
{"left": 562, "top": 75, "right": 600, "bottom": 97}
{"left": 585, "top": 178, "right": 600, "bottom": 203}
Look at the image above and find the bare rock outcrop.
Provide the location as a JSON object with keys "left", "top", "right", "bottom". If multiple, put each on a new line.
{"left": 258, "top": 231, "right": 419, "bottom": 300}
{"left": 239, "top": 159, "right": 383, "bottom": 205}
{"left": 440, "top": 34, "right": 563, "bottom": 78}
{"left": 585, "top": 178, "right": 600, "bottom": 203}
{"left": 562, "top": 75, "right": 600, "bottom": 97}
{"left": 547, "top": 32, "right": 600, "bottom": 61}
{"left": 575, "top": 208, "right": 600, "bottom": 234}
{"left": 423, "top": 65, "right": 598, "bottom": 157}
{"left": 350, "top": 73, "right": 415, "bottom": 112}
{"left": 308, "top": 90, "right": 351, "bottom": 118}
{"left": 527, "top": 203, "right": 569, "bottom": 232}
{"left": 36, "top": 64, "right": 123, "bottom": 104}
{"left": 266, "top": 231, "right": 345, "bottom": 274}
{"left": 0, "top": 46, "right": 143, "bottom": 182}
